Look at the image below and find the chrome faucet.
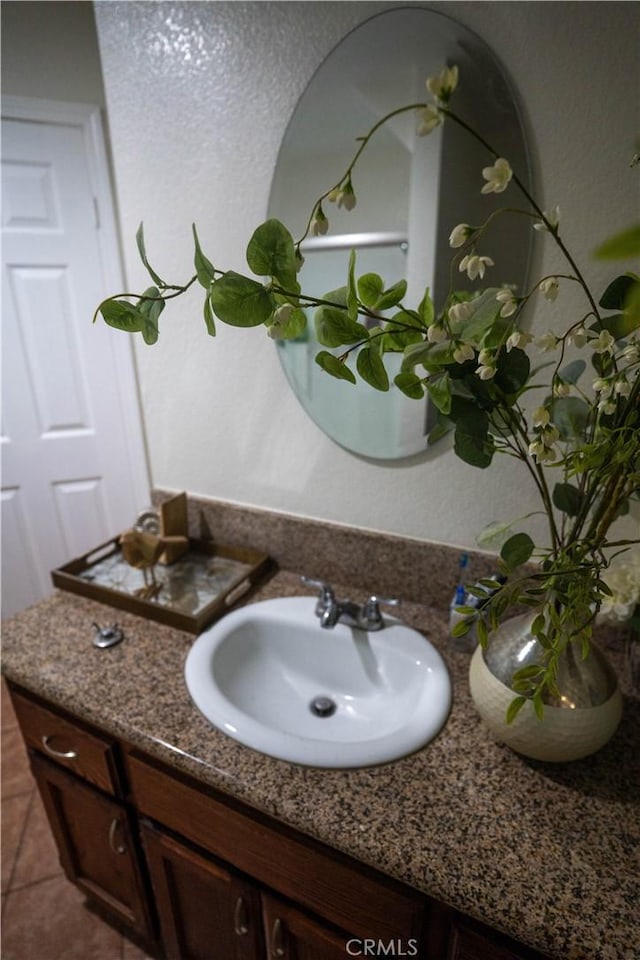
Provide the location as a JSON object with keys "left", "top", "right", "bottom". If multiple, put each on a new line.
{"left": 302, "top": 577, "right": 399, "bottom": 631}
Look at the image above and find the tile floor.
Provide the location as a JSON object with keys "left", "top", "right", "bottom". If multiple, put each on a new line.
{"left": 1, "top": 680, "right": 155, "bottom": 960}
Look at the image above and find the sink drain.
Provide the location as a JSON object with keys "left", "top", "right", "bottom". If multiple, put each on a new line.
{"left": 309, "top": 695, "right": 337, "bottom": 718}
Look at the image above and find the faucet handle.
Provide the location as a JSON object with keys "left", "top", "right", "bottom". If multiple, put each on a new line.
{"left": 300, "top": 576, "right": 336, "bottom": 614}
{"left": 363, "top": 595, "right": 400, "bottom": 628}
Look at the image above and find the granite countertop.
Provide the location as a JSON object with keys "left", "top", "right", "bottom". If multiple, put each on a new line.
{"left": 2, "top": 572, "right": 639, "bottom": 960}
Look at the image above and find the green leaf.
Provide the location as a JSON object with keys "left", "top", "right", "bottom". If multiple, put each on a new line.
{"left": 500, "top": 532, "right": 534, "bottom": 571}
{"left": 425, "top": 373, "right": 452, "bottom": 415}
{"left": 599, "top": 274, "right": 637, "bottom": 310}
{"left": 246, "top": 219, "right": 299, "bottom": 292}
{"left": 552, "top": 482, "right": 582, "bottom": 517}
{"left": 476, "top": 520, "right": 514, "bottom": 550}
{"left": 356, "top": 344, "right": 389, "bottom": 391}
{"left": 100, "top": 298, "right": 146, "bottom": 333}
{"left": 203, "top": 294, "right": 216, "bottom": 337}
{"left": 138, "top": 286, "right": 164, "bottom": 345}
{"left": 382, "top": 311, "right": 424, "bottom": 350}
{"left": 417, "top": 287, "right": 434, "bottom": 327}
{"left": 551, "top": 396, "right": 590, "bottom": 440}
{"left": 209, "top": 272, "right": 274, "bottom": 327}
{"left": 394, "top": 372, "right": 425, "bottom": 399}
{"left": 375, "top": 279, "right": 407, "bottom": 312}
{"left": 452, "top": 289, "right": 500, "bottom": 344}
{"left": 453, "top": 406, "right": 494, "bottom": 468}
{"left": 494, "top": 347, "right": 530, "bottom": 395}
{"left": 347, "top": 250, "right": 358, "bottom": 321}
{"left": 594, "top": 225, "right": 640, "bottom": 261}
{"left": 136, "top": 222, "right": 165, "bottom": 287}
{"left": 270, "top": 307, "right": 307, "bottom": 340}
{"left": 315, "top": 350, "right": 356, "bottom": 384}
{"left": 506, "top": 696, "right": 527, "bottom": 725}
{"left": 357, "top": 273, "right": 384, "bottom": 308}
{"left": 192, "top": 224, "right": 216, "bottom": 289}
{"left": 314, "top": 305, "right": 368, "bottom": 348}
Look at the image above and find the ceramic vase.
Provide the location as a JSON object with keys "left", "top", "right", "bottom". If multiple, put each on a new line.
{"left": 469, "top": 611, "right": 623, "bottom": 762}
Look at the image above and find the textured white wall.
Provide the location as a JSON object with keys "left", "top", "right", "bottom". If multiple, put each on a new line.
{"left": 94, "top": 1, "right": 639, "bottom": 550}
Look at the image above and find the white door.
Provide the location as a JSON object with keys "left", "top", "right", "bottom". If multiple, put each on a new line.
{"left": 1, "top": 98, "right": 150, "bottom": 619}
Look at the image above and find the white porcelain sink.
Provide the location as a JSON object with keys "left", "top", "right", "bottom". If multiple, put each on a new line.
{"left": 185, "top": 595, "right": 451, "bottom": 768}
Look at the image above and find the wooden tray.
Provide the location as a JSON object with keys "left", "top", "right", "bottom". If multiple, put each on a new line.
{"left": 51, "top": 538, "right": 273, "bottom": 634}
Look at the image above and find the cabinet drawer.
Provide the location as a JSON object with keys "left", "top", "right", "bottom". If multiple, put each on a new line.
{"left": 11, "top": 690, "right": 121, "bottom": 795}
{"left": 128, "top": 752, "right": 427, "bottom": 945}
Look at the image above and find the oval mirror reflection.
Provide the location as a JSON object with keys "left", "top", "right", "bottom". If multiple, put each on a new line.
{"left": 269, "top": 7, "right": 532, "bottom": 460}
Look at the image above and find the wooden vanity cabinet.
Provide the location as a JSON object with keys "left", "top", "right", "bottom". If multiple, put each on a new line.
{"left": 9, "top": 687, "right": 156, "bottom": 947}
{"left": 30, "top": 753, "right": 154, "bottom": 941}
{"left": 8, "top": 684, "right": 547, "bottom": 960}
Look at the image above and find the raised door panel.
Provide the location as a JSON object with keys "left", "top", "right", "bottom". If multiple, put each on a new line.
{"left": 30, "top": 753, "right": 153, "bottom": 940}
{"left": 262, "top": 893, "right": 351, "bottom": 960}
{"left": 140, "top": 820, "right": 263, "bottom": 960}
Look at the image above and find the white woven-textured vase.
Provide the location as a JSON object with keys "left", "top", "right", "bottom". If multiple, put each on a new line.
{"left": 469, "top": 612, "right": 623, "bottom": 762}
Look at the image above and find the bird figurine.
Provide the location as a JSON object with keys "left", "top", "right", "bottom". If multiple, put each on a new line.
{"left": 119, "top": 529, "right": 188, "bottom": 599}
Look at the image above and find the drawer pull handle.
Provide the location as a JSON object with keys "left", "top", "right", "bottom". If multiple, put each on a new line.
{"left": 108, "top": 818, "right": 127, "bottom": 855}
{"left": 234, "top": 896, "right": 249, "bottom": 936}
{"left": 271, "top": 918, "right": 286, "bottom": 958}
{"left": 41, "top": 735, "right": 77, "bottom": 760}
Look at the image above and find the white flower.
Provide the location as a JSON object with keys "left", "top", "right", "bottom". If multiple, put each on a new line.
{"left": 496, "top": 288, "right": 518, "bottom": 318}
{"left": 533, "top": 205, "right": 561, "bottom": 233}
{"left": 427, "top": 324, "right": 447, "bottom": 343}
{"left": 592, "top": 329, "right": 616, "bottom": 355}
{"left": 329, "top": 178, "right": 356, "bottom": 211}
{"left": 542, "top": 424, "right": 560, "bottom": 445}
{"left": 448, "top": 301, "right": 474, "bottom": 324}
{"left": 426, "top": 65, "right": 459, "bottom": 104}
{"left": 311, "top": 205, "right": 328, "bottom": 237}
{"left": 476, "top": 363, "right": 496, "bottom": 380}
{"left": 532, "top": 405, "right": 550, "bottom": 427}
{"left": 614, "top": 377, "right": 631, "bottom": 397}
{"left": 453, "top": 342, "right": 475, "bottom": 364}
{"left": 449, "top": 223, "right": 471, "bottom": 248}
{"left": 597, "top": 549, "right": 640, "bottom": 625}
{"left": 506, "top": 329, "right": 532, "bottom": 352}
{"left": 598, "top": 398, "right": 617, "bottom": 415}
{"left": 592, "top": 377, "right": 612, "bottom": 398}
{"left": 539, "top": 277, "right": 559, "bottom": 302}
{"left": 553, "top": 380, "right": 571, "bottom": 397}
{"left": 567, "top": 325, "right": 588, "bottom": 348}
{"left": 620, "top": 341, "right": 640, "bottom": 362}
{"left": 535, "top": 331, "right": 558, "bottom": 352}
{"left": 417, "top": 104, "right": 442, "bottom": 136}
{"left": 459, "top": 253, "right": 494, "bottom": 280}
{"left": 481, "top": 157, "right": 513, "bottom": 195}
{"left": 528, "top": 439, "right": 557, "bottom": 463}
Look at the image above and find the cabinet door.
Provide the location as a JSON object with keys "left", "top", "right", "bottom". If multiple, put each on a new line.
{"left": 262, "top": 893, "right": 351, "bottom": 960}
{"left": 30, "top": 752, "right": 153, "bottom": 940}
{"left": 140, "top": 820, "right": 263, "bottom": 960}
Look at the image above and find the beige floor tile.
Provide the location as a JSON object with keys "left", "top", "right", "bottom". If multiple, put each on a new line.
{"left": 1, "top": 728, "right": 33, "bottom": 799}
{"left": 11, "top": 789, "right": 63, "bottom": 889}
{"left": 1, "top": 791, "right": 33, "bottom": 893}
{"left": 1, "top": 874, "right": 124, "bottom": 960}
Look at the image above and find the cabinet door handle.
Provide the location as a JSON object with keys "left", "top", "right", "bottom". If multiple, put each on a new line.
{"left": 234, "top": 896, "right": 249, "bottom": 936}
{"left": 271, "top": 918, "right": 286, "bottom": 958}
{"left": 108, "top": 817, "right": 127, "bottom": 855}
{"left": 41, "top": 735, "right": 77, "bottom": 760}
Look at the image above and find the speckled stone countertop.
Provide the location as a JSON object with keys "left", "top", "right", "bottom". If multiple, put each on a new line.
{"left": 3, "top": 566, "right": 639, "bottom": 960}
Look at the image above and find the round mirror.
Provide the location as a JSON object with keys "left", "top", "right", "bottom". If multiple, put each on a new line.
{"left": 269, "top": 7, "right": 532, "bottom": 460}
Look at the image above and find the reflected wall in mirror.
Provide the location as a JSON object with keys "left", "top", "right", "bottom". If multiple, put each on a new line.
{"left": 269, "top": 7, "right": 532, "bottom": 460}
